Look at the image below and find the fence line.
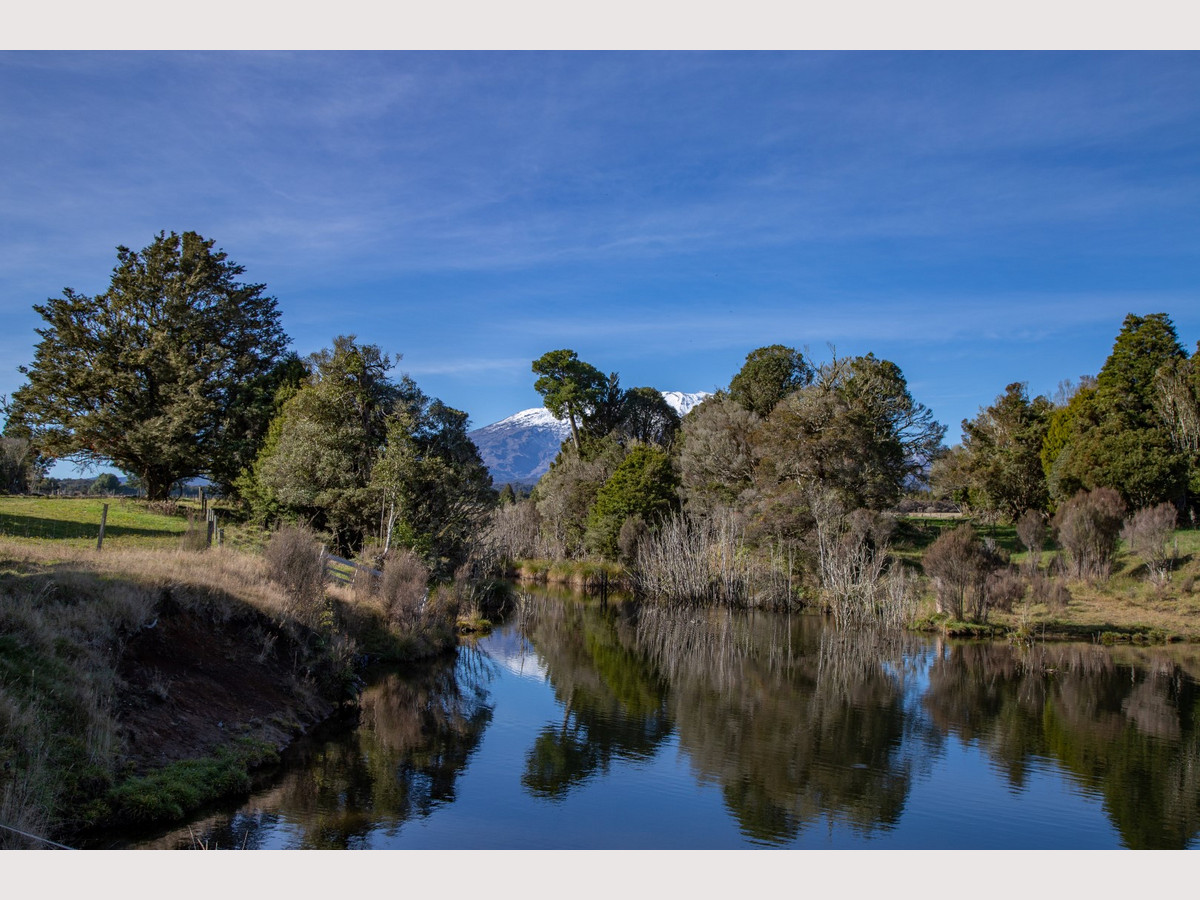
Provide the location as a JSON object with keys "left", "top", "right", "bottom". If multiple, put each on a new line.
{"left": 0, "top": 821, "right": 75, "bottom": 850}
{"left": 322, "top": 551, "right": 382, "bottom": 585}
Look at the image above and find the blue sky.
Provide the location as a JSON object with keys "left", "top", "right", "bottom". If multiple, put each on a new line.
{"left": 2, "top": 51, "right": 1198, "bottom": 477}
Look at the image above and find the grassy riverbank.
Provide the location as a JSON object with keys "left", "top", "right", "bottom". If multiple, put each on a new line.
{"left": 895, "top": 516, "right": 1200, "bottom": 643}
{"left": 510, "top": 557, "right": 626, "bottom": 592}
{"left": 507, "top": 518, "right": 1200, "bottom": 643}
{"left": 0, "top": 498, "right": 456, "bottom": 848}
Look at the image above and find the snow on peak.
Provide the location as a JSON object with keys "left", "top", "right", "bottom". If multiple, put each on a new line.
{"left": 475, "top": 407, "right": 572, "bottom": 436}
{"left": 661, "top": 391, "right": 712, "bottom": 417}
{"left": 474, "top": 390, "right": 712, "bottom": 436}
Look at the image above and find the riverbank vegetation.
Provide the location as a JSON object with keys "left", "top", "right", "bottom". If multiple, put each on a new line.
{"left": 489, "top": 314, "right": 1200, "bottom": 641}
{"left": 0, "top": 508, "right": 464, "bottom": 848}
{"left": 4, "top": 230, "right": 1200, "bottom": 842}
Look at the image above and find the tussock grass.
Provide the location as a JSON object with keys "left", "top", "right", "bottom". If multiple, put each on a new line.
{"left": 513, "top": 557, "right": 625, "bottom": 590}
{"left": 0, "top": 536, "right": 347, "bottom": 844}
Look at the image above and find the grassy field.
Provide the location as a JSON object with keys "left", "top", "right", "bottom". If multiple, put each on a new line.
{"left": 897, "top": 513, "right": 1200, "bottom": 642}
{"left": 0, "top": 495, "right": 191, "bottom": 550}
{"left": 0, "top": 494, "right": 273, "bottom": 554}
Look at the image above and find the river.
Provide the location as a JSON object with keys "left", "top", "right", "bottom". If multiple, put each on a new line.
{"left": 113, "top": 588, "right": 1200, "bottom": 849}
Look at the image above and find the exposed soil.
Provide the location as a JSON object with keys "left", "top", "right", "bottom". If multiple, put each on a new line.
{"left": 114, "top": 600, "right": 336, "bottom": 774}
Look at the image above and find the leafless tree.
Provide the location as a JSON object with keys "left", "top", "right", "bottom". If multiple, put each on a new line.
{"left": 1015, "top": 509, "right": 1047, "bottom": 575}
{"left": 810, "top": 489, "right": 916, "bottom": 629}
{"left": 1121, "top": 502, "right": 1178, "bottom": 584}
{"left": 1053, "top": 488, "right": 1126, "bottom": 581}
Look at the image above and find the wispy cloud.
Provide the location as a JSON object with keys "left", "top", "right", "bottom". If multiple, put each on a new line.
{"left": 2, "top": 51, "right": 1198, "bottom": 439}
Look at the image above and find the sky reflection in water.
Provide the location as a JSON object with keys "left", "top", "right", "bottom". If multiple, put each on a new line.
{"left": 134, "top": 593, "right": 1200, "bottom": 850}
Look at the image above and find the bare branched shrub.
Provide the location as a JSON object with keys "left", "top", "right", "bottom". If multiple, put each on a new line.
{"left": 1121, "top": 502, "right": 1178, "bottom": 584}
{"left": 633, "top": 508, "right": 789, "bottom": 607}
{"left": 1053, "top": 488, "right": 1126, "bottom": 581}
{"left": 1030, "top": 573, "right": 1071, "bottom": 612}
{"left": 264, "top": 524, "right": 327, "bottom": 628}
{"left": 810, "top": 491, "right": 907, "bottom": 629}
{"left": 1015, "top": 509, "right": 1046, "bottom": 574}
{"left": 483, "top": 500, "right": 546, "bottom": 562}
{"left": 378, "top": 549, "right": 429, "bottom": 631}
{"left": 923, "top": 525, "right": 1003, "bottom": 622}
{"left": 986, "top": 568, "right": 1026, "bottom": 614}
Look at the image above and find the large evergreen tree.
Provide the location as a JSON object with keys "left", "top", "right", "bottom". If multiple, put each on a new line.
{"left": 728, "top": 344, "right": 812, "bottom": 417}
{"left": 754, "top": 353, "right": 945, "bottom": 512}
{"left": 616, "top": 386, "right": 681, "bottom": 447}
{"left": 7, "top": 231, "right": 288, "bottom": 499}
{"left": 1043, "top": 314, "right": 1188, "bottom": 508}
{"left": 584, "top": 445, "right": 680, "bottom": 559}
{"left": 532, "top": 349, "right": 607, "bottom": 451}
{"left": 252, "top": 335, "right": 494, "bottom": 564}
{"left": 254, "top": 336, "right": 406, "bottom": 551}
{"left": 371, "top": 399, "right": 497, "bottom": 578}
{"left": 957, "top": 382, "right": 1053, "bottom": 519}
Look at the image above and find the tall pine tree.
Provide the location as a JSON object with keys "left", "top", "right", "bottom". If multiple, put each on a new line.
{"left": 8, "top": 231, "right": 288, "bottom": 499}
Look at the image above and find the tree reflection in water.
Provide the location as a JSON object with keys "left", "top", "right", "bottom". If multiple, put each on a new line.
{"left": 136, "top": 592, "right": 1200, "bottom": 849}
{"left": 139, "top": 648, "right": 495, "bottom": 849}
{"left": 635, "top": 605, "right": 932, "bottom": 844}
{"left": 519, "top": 594, "right": 1200, "bottom": 848}
{"left": 518, "top": 594, "right": 931, "bottom": 845}
{"left": 519, "top": 597, "right": 673, "bottom": 798}
{"left": 923, "top": 641, "right": 1200, "bottom": 848}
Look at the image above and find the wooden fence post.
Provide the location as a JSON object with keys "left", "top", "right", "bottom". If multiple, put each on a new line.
{"left": 96, "top": 503, "right": 109, "bottom": 551}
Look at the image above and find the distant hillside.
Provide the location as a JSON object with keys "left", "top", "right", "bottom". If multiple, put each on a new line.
{"left": 470, "top": 391, "right": 711, "bottom": 487}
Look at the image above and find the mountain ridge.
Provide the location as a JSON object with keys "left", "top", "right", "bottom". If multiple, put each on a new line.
{"left": 469, "top": 390, "right": 711, "bottom": 487}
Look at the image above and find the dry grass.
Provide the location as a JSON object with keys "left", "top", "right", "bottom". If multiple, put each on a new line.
{"left": 263, "top": 525, "right": 327, "bottom": 628}
{"left": 917, "top": 530, "right": 1200, "bottom": 642}
{"left": 0, "top": 536, "right": 316, "bottom": 844}
{"left": 633, "top": 509, "right": 793, "bottom": 608}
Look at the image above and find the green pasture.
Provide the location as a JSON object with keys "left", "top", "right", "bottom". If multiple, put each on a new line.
{"left": 0, "top": 495, "right": 191, "bottom": 550}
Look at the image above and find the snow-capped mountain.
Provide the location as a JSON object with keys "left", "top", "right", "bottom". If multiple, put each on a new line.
{"left": 468, "top": 408, "right": 573, "bottom": 488}
{"left": 660, "top": 391, "right": 710, "bottom": 418}
{"left": 469, "top": 390, "right": 711, "bottom": 487}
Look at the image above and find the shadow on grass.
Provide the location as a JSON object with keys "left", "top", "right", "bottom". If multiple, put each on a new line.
{"left": 0, "top": 512, "right": 183, "bottom": 542}
{"left": 893, "top": 517, "right": 1042, "bottom": 558}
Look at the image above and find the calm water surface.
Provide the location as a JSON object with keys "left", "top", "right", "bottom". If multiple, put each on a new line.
{"left": 124, "top": 590, "right": 1200, "bottom": 849}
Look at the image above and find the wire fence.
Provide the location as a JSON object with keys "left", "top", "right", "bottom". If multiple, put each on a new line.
{"left": 0, "top": 821, "right": 75, "bottom": 850}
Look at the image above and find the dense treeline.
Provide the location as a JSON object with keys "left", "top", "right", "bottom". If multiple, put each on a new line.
{"left": 489, "top": 344, "right": 946, "bottom": 611}
{"left": 4, "top": 232, "right": 1198, "bottom": 623}
{"left": 2, "top": 232, "right": 495, "bottom": 579}
{"left": 493, "top": 315, "right": 1200, "bottom": 620}
{"left": 932, "top": 313, "right": 1199, "bottom": 519}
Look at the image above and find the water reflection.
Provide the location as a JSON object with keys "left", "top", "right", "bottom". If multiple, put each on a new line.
{"left": 131, "top": 590, "right": 1200, "bottom": 849}
{"left": 518, "top": 599, "right": 671, "bottom": 799}
{"left": 519, "top": 597, "right": 934, "bottom": 845}
{"left": 923, "top": 641, "right": 1200, "bottom": 849}
{"left": 138, "top": 649, "right": 494, "bottom": 849}
{"left": 517, "top": 594, "right": 1200, "bottom": 848}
